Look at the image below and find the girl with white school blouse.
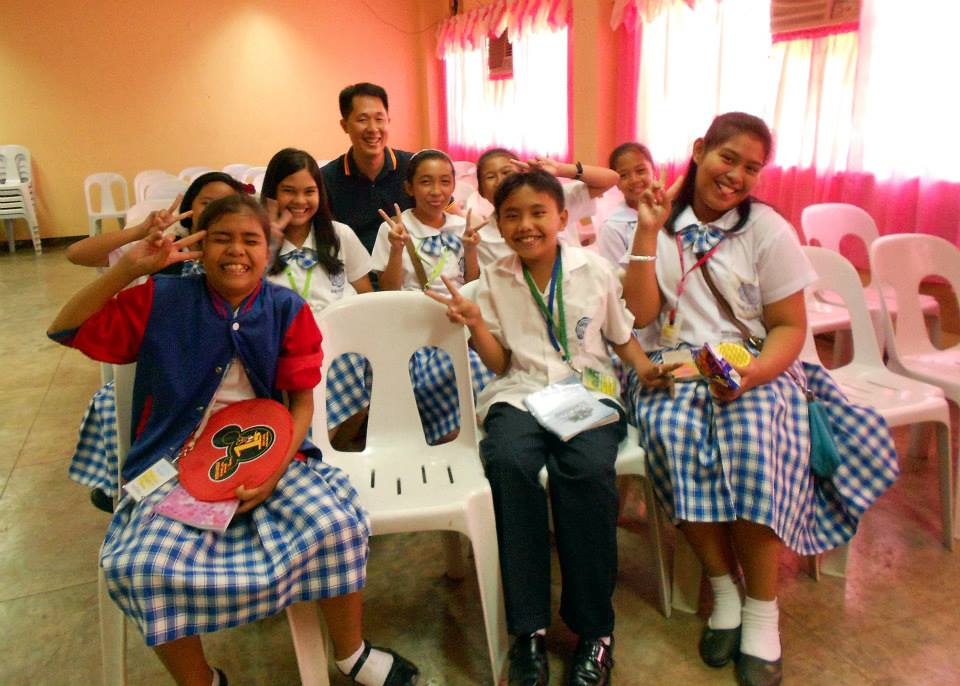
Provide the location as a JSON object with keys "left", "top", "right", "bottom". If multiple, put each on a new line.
{"left": 597, "top": 142, "right": 655, "bottom": 267}
{"left": 371, "top": 148, "right": 493, "bottom": 444}
{"left": 466, "top": 148, "right": 619, "bottom": 269}
{"left": 623, "top": 112, "right": 898, "bottom": 686}
{"left": 261, "top": 148, "right": 374, "bottom": 445}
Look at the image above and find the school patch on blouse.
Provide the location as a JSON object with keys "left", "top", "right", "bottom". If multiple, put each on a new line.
{"left": 179, "top": 399, "right": 293, "bottom": 501}
{"left": 576, "top": 316, "right": 591, "bottom": 340}
{"left": 331, "top": 270, "right": 346, "bottom": 291}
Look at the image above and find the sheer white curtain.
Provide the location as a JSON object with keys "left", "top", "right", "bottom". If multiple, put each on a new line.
{"left": 634, "top": 0, "right": 772, "bottom": 166}
{"left": 444, "top": 25, "right": 569, "bottom": 160}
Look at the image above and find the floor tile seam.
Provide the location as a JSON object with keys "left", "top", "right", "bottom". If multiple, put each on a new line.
{"left": 0, "top": 577, "right": 98, "bottom": 604}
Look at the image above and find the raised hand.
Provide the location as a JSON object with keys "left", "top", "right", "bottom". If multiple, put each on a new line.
{"left": 516, "top": 156, "right": 560, "bottom": 176}
{"left": 119, "top": 229, "right": 206, "bottom": 277}
{"left": 379, "top": 203, "right": 409, "bottom": 250}
{"left": 462, "top": 209, "right": 487, "bottom": 249}
{"left": 424, "top": 275, "right": 483, "bottom": 327}
{"left": 636, "top": 167, "right": 684, "bottom": 236}
{"left": 264, "top": 197, "right": 291, "bottom": 261}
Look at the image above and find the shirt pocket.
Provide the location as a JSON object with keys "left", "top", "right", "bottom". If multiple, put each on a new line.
{"left": 727, "top": 265, "right": 763, "bottom": 320}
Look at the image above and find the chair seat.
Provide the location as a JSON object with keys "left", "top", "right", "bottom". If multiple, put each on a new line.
{"left": 829, "top": 364, "right": 947, "bottom": 425}
{"left": 817, "top": 286, "right": 940, "bottom": 318}
{"left": 897, "top": 349, "right": 960, "bottom": 393}
{"left": 806, "top": 298, "right": 852, "bottom": 334}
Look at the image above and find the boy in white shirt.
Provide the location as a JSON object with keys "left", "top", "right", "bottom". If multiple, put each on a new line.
{"left": 429, "top": 170, "right": 673, "bottom": 686}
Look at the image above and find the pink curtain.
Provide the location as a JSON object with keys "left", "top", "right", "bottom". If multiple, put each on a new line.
{"left": 616, "top": 0, "right": 960, "bottom": 246}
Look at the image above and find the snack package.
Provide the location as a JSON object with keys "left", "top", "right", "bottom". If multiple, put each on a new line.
{"left": 693, "top": 342, "right": 743, "bottom": 391}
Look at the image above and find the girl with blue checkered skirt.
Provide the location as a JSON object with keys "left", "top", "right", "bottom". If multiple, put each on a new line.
{"left": 623, "top": 113, "right": 897, "bottom": 686}
{"left": 371, "top": 149, "right": 494, "bottom": 444}
{"left": 68, "top": 174, "right": 253, "bottom": 502}
{"left": 261, "top": 148, "right": 377, "bottom": 445}
{"left": 51, "top": 196, "right": 419, "bottom": 686}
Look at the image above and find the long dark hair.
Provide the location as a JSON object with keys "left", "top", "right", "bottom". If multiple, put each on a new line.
{"left": 179, "top": 172, "right": 249, "bottom": 230}
{"left": 261, "top": 148, "right": 342, "bottom": 276}
{"left": 666, "top": 112, "right": 773, "bottom": 234}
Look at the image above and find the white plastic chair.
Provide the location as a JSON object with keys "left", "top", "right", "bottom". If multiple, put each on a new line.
{"left": 101, "top": 363, "right": 331, "bottom": 686}
{"left": 802, "top": 247, "right": 953, "bottom": 573}
{"left": 222, "top": 163, "right": 252, "bottom": 181}
{"left": 0, "top": 144, "right": 42, "bottom": 254}
{"left": 84, "top": 173, "right": 130, "bottom": 237}
{"left": 143, "top": 178, "right": 189, "bottom": 201}
{"left": 802, "top": 203, "right": 941, "bottom": 345}
{"left": 311, "top": 291, "right": 508, "bottom": 685}
{"left": 242, "top": 166, "right": 267, "bottom": 184}
{"left": 177, "top": 166, "right": 213, "bottom": 182}
{"left": 133, "top": 170, "right": 173, "bottom": 203}
{"left": 251, "top": 171, "right": 266, "bottom": 196}
{"left": 452, "top": 160, "right": 477, "bottom": 180}
{"left": 871, "top": 234, "right": 960, "bottom": 537}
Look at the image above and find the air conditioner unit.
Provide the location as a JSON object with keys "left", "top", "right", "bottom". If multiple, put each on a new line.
{"left": 488, "top": 32, "right": 513, "bottom": 80}
{"left": 771, "top": 0, "right": 860, "bottom": 40}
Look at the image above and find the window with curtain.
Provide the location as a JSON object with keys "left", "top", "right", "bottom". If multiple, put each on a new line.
{"left": 438, "top": 0, "right": 571, "bottom": 161}
{"left": 613, "top": 0, "right": 960, "bottom": 242}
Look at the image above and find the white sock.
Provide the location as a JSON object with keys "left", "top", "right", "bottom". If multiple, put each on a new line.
{"left": 740, "top": 596, "right": 781, "bottom": 661}
{"left": 707, "top": 574, "right": 742, "bottom": 630}
{"left": 210, "top": 668, "right": 220, "bottom": 686}
{"left": 533, "top": 628, "right": 546, "bottom": 637}
{"left": 335, "top": 641, "right": 395, "bottom": 686}
{"left": 599, "top": 636, "right": 612, "bottom": 646}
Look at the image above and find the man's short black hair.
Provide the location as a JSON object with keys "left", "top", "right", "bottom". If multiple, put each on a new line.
{"left": 339, "top": 83, "right": 389, "bottom": 118}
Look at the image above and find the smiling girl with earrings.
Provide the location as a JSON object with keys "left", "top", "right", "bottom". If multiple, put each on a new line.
{"left": 371, "top": 148, "right": 494, "bottom": 444}
{"left": 622, "top": 112, "right": 898, "bottom": 686}
{"left": 259, "top": 148, "right": 376, "bottom": 447}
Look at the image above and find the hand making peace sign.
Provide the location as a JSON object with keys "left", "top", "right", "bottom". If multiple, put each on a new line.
{"left": 424, "top": 275, "right": 484, "bottom": 328}
{"left": 461, "top": 209, "right": 488, "bottom": 249}
{"left": 636, "top": 167, "right": 684, "bottom": 237}
{"left": 119, "top": 228, "right": 206, "bottom": 277}
{"left": 378, "top": 203, "right": 410, "bottom": 250}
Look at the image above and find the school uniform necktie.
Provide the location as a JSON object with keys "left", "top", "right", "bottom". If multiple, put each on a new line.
{"left": 678, "top": 223, "right": 726, "bottom": 255}
{"left": 283, "top": 247, "right": 318, "bottom": 270}
{"left": 181, "top": 260, "right": 205, "bottom": 276}
{"left": 418, "top": 233, "right": 460, "bottom": 257}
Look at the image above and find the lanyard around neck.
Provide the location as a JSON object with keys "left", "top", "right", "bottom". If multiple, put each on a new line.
{"left": 285, "top": 265, "right": 315, "bottom": 298}
{"left": 522, "top": 249, "right": 570, "bottom": 365}
{"left": 669, "top": 232, "right": 725, "bottom": 324}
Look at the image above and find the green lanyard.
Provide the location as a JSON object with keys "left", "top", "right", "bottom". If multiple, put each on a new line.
{"left": 522, "top": 251, "right": 571, "bottom": 365}
{"left": 414, "top": 238, "right": 451, "bottom": 286}
{"left": 285, "top": 266, "right": 315, "bottom": 298}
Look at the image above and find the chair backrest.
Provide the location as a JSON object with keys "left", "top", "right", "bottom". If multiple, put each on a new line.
{"left": 801, "top": 203, "right": 879, "bottom": 254}
{"left": 222, "top": 163, "right": 252, "bottom": 180}
{"left": 84, "top": 172, "right": 129, "bottom": 215}
{"left": 242, "top": 166, "right": 267, "bottom": 184}
{"left": 134, "top": 170, "right": 173, "bottom": 203}
{"left": 870, "top": 234, "right": 960, "bottom": 357}
{"left": 592, "top": 185, "right": 626, "bottom": 231}
{"left": 178, "top": 166, "right": 213, "bottom": 182}
{"left": 0, "top": 145, "right": 32, "bottom": 185}
{"left": 144, "top": 177, "right": 189, "bottom": 201}
{"left": 452, "top": 160, "right": 476, "bottom": 179}
{"left": 802, "top": 246, "right": 884, "bottom": 368}
{"left": 311, "top": 291, "right": 479, "bottom": 473}
{"left": 251, "top": 171, "right": 266, "bottom": 195}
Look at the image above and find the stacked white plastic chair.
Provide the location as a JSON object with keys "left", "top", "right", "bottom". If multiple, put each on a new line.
{"left": 143, "top": 177, "right": 189, "bottom": 202}
{"left": 222, "top": 163, "right": 252, "bottom": 181}
{"left": 100, "top": 362, "right": 333, "bottom": 686}
{"left": 242, "top": 166, "right": 267, "bottom": 185}
{"left": 801, "top": 247, "right": 953, "bottom": 576}
{"left": 871, "top": 234, "right": 960, "bottom": 542}
{"left": 133, "top": 170, "right": 174, "bottom": 204}
{"left": 177, "top": 166, "right": 213, "bottom": 183}
{"left": 0, "top": 145, "right": 42, "bottom": 254}
{"left": 311, "top": 291, "right": 508, "bottom": 685}
{"left": 802, "top": 203, "right": 941, "bottom": 348}
{"left": 84, "top": 173, "right": 130, "bottom": 237}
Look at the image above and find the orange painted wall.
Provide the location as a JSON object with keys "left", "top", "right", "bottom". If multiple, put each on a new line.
{"left": 0, "top": 0, "right": 447, "bottom": 239}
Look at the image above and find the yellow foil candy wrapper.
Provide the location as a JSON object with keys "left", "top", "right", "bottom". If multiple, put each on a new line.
{"left": 716, "top": 342, "right": 752, "bottom": 368}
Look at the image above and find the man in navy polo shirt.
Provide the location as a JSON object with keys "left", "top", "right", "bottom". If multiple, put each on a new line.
{"left": 320, "top": 83, "right": 414, "bottom": 253}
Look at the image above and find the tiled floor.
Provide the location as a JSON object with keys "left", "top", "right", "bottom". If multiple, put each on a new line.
{"left": 2, "top": 245, "right": 959, "bottom": 685}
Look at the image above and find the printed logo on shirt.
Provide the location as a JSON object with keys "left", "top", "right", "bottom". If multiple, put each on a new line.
{"left": 208, "top": 424, "right": 276, "bottom": 481}
{"left": 330, "top": 270, "right": 346, "bottom": 292}
{"left": 458, "top": 255, "right": 466, "bottom": 277}
{"left": 575, "top": 316, "right": 591, "bottom": 341}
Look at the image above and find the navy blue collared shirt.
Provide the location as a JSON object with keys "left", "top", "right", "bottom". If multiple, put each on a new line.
{"left": 320, "top": 146, "right": 414, "bottom": 253}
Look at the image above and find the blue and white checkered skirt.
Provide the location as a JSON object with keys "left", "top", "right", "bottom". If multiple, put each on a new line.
{"left": 70, "top": 362, "right": 376, "bottom": 498}
{"left": 408, "top": 347, "right": 495, "bottom": 444}
{"left": 625, "top": 356, "right": 898, "bottom": 555}
{"left": 101, "top": 457, "right": 370, "bottom": 646}
{"left": 69, "top": 381, "right": 119, "bottom": 496}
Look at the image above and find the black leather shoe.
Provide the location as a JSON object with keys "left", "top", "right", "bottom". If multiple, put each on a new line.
{"left": 508, "top": 633, "right": 548, "bottom": 686}
{"left": 567, "top": 637, "right": 613, "bottom": 686}
{"left": 214, "top": 667, "right": 228, "bottom": 686}
{"left": 735, "top": 653, "right": 783, "bottom": 686}
{"left": 90, "top": 487, "right": 114, "bottom": 513}
{"left": 347, "top": 643, "right": 419, "bottom": 685}
{"left": 699, "top": 625, "right": 740, "bottom": 667}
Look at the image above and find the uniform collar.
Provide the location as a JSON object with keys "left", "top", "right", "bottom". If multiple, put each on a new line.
{"left": 343, "top": 146, "right": 398, "bottom": 178}
{"left": 279, "top": 230, "right": 316, "bottom": 256}
{"left": 497, "top": 242, "right": 588, "bottom": 284}
{"left": 676, "top": 204, "right": 744, "bottom": 232}
{"left": 608, "top": 202, "right": 638, "bottom": 223}
{"left": 206, "top": 279, "right": 264, "bottom": 318}
{"left": 403, "top": 208, "right": 459, "bottom": 239}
